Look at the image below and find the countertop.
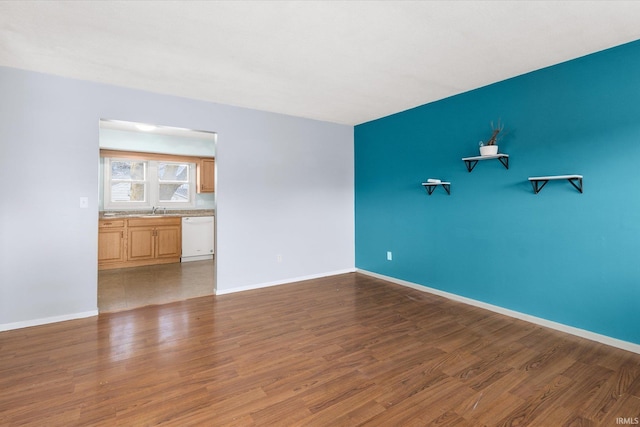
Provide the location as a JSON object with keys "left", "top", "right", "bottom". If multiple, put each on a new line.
{"left": 99, "top": 209, "right": 214, "bottom": 220}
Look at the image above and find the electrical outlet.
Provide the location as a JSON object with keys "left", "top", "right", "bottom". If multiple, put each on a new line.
{"left": 387, "top": 251, "right": 393, "bottom": 261}
{"left": 79, "top": 197, "right": 89, "bottom": 208}
{"left": 276, "top": 254, "right": 283, "bottom": 263}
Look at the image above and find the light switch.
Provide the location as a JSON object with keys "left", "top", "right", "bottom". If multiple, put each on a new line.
{"left": 80, "top": 197, "right": 89, "bottom": 208}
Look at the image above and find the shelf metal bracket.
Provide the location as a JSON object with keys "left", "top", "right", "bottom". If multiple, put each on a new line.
{"left": 464, "top": 159, "right": 479, "bottom": 172}
{"left": 497, "top": 156, "right": 509, "bottom": 170}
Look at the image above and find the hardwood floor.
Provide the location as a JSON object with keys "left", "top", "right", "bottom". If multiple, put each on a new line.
{"left": 2, "top": 272, "right": 639, "bottom": 426}
{"left": 98, "top": 259, "right": 215, "bottom": 312}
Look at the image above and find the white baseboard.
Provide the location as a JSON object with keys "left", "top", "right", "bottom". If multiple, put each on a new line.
{"left": 0, "top": 310, "right": 99, "bottom": 332}
{"left": 216, "top": 268, "right": 357, "bottom": 295}
{"left": 358, "top": 269, "right": 640, "bottom": 355}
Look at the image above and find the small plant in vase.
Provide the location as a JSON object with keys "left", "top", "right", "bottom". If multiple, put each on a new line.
{"left": 479, "top": 119, "right": 505, "bottom": 156}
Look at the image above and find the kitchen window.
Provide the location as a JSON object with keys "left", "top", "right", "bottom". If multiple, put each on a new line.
{"left": 158, "top": 161, "right": 192, "bottom": 203}
{"left": 104, "top": 158, "right": 196, "bottom": 209}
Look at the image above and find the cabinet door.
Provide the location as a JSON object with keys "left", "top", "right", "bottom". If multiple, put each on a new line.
{"left": 155, "top": 225, "right": 182, "bottom": 259}
{"left": 127, "top": 227, "right": 155, "bottom": 261}
{"left": 98, "top": 229, "right": 125, "bottom": 264}
{"left": 197, "top": 158, "right": 215, "bottom": 193}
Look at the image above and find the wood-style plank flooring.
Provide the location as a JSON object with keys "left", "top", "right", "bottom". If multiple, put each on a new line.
{"left": 2, "top": 272, "right": 640, "bottom": 426}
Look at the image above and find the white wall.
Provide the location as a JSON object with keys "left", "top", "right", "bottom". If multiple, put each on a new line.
{"left": 0, "top": 66, "right": 354, "bottom": 329}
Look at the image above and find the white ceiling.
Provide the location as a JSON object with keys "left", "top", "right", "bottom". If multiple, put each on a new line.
{"left": 2, "top": 1, "right": 640, "bottom": 126}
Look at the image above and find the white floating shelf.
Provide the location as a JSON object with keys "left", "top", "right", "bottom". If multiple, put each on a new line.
{"left": 528, "top": 175, "right": 583, "bottom": 194}
{"left": 421, "top": 181, "right": 451, "bottom": 195}
{"left": 461, "top": 153, "right": 509, "bottom": 172}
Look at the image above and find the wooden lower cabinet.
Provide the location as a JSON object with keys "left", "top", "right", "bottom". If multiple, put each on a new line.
{"left": 127, "top": 227, "right": 156, "bottom": 261}
{"left": 155, "top": 225, "right": 182, "bottom": 258}
{"left": 99, "top": 217, "right": 182, "bottom": 270}
{"left": 98, "top": 220, "right": 126, "bottom": 267}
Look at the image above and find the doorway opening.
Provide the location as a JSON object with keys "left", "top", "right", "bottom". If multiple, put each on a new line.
{"left": 97, "top": 119, "right": 217, "bottom": 312}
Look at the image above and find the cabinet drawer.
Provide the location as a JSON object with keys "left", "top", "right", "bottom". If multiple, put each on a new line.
{"left": 127, "top": 217, "right": 181, "bottom": 227}
{"left": 99, "top": 219, "right": 125, "bottom": 228}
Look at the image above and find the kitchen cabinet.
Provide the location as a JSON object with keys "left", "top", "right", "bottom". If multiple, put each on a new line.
{"left": 127, "top": 226, "right": 156, "bottom": 261}
{"left": 127, "top": 217, "right": 182, "bottom": 265}
{"left": 197, "top": 158, "right": 215, "bottom": 193}
{"left": 98, "top": 216, "right": 181, "bottom": 270}
{"left": 98, "top": 219, "right": 126, "bottom": 268}
{"left": 156, "top": 224, "right": 182, "bottom": 258}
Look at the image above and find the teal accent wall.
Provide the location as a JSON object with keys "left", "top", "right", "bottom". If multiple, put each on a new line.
{"left": 355, "top": 40, "right": 640, "bottom": 345}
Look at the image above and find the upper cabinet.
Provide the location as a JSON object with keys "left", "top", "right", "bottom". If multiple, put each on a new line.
{"left": 197, "top": 158, "right": 215, "bottom": 193}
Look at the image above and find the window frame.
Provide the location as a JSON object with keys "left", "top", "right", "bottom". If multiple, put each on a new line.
{"left": 104, "top": 158, "right": 150, "bottom": 209}
{"left": 155, "top": 160, "right": 196, "bottom": 207}
{"left": 103, "top": 156, "right": 197, "bottom": 210}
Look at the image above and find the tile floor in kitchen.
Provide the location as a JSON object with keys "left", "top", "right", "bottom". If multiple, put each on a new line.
{"left": 98, "top": 259, "right": 215, "bottom": 312}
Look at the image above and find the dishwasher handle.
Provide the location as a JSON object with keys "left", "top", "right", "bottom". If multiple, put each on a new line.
{"left": 182, "top": 216, "right": 214, "bottom": 224}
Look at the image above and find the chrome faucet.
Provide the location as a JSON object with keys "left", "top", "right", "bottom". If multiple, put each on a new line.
{"left": 151, "top": 206, "right": 157, "bottom": 215}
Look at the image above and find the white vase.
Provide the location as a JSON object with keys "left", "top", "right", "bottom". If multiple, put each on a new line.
{"left": 479, "top": 145, "right": 498, "bottom": 156}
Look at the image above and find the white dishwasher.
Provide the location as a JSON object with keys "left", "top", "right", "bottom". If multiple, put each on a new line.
{"left": 181, "top": 216, "right": 214, "bottom": 262}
